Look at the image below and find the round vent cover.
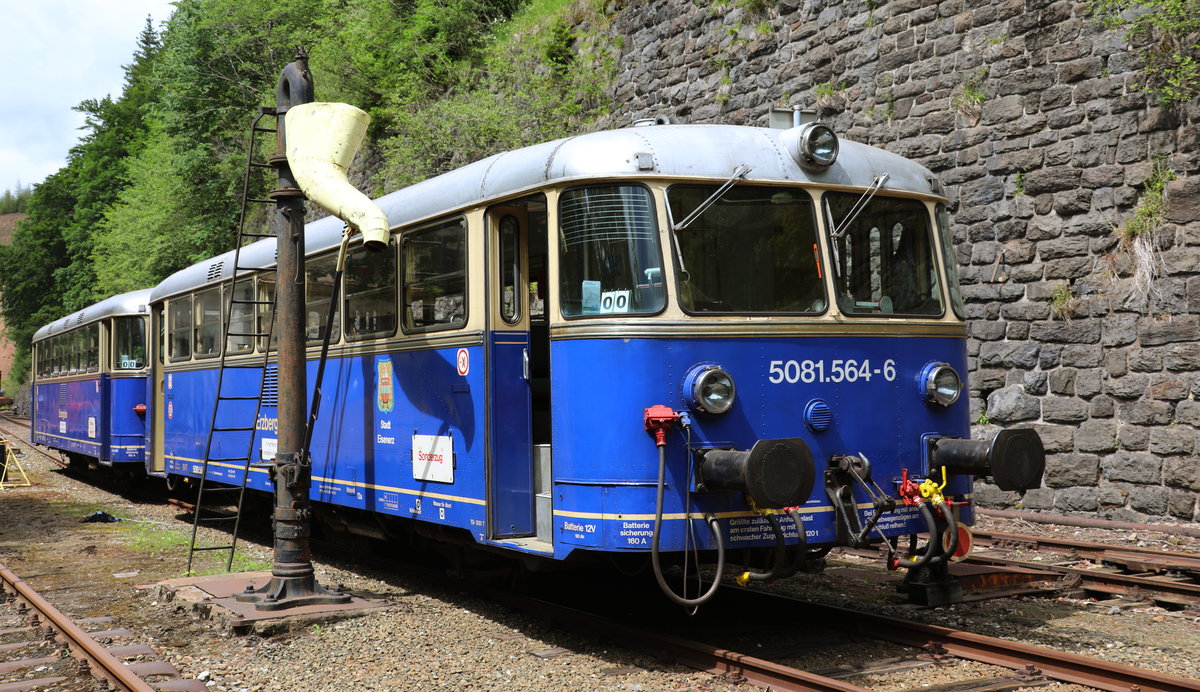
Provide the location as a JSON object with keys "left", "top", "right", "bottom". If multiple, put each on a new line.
{"left": 804, "top": 399, "right": 833, "bottom": 432}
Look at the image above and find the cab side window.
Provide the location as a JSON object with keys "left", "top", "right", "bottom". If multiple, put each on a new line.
{"left": 345, "top": 239, "right": 398, "bottom": 341}
{"left": 169, "top": 297, "right": 193, "bottom": 361}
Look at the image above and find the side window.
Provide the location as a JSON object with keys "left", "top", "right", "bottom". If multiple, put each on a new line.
{"left": 169, "top": 297, "right": 193, "bottom": 361}
{"left": 306, "top": 253, "right": 341, "bottom": 344}
{"left": 229, "top": 280, "right": 255, "bottom": 354}
{"left": 345, "top": 238, "right": 398, "bottom": 341}
{"left": 113, "top": 317, "right": 147, "bottom": 370}
{"left": 258, "top": 272, "right": 278, "bottom": 352}
{"left": 402, "top": 219, "right": 466, "bottom": 332}
{"left": 194, "top": 288, "right": 222, "bottom": 358}
{"left": 87, "top": 324, "right": 99, "bottom": 372}
{"left": 499, "top": 216, "right": 520, "bottom": 324}
{"left": 72, "top": 329, "right": 83, "bottom": 374}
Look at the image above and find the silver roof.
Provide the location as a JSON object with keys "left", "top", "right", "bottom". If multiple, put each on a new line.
{"left": 33, "top": 288, "right": 153, "bottom": 342}
{"left": 150, "top": 123, "right": 937, "bottom": 301}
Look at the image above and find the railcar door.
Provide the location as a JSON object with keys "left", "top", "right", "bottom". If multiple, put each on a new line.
{"left": 149, "top": 305, "right": 166, "bottom": 475}
{"left": 486, "top": 195, "right": 550, "bottom": 540}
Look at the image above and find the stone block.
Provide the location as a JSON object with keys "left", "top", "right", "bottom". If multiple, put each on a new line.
{"left": 1044, "top": 452, "right": 1100, "bottom": 488}
{"left": 1039, "top": 344, "right": 1063, "bottom": 369}
{"left": 1165, "top": 176, "right": 1200, "bottom": 224}
{"left": 979, "top": 341, "right": 1041, "bottom": 369}
{"left": 1101, "top": 314, "right": 1138, "bottom": 347}
{"left": 972, "top": 480, "right": 1021, "bottom": 508}
{"left": 1123, "top": 399, "right": 1175, "bottom": 426}
{"left": 1167, "top": 490, "right": 1196, "bottom": 520}
{"left": 1101, "top": 451, "right": 1161, "bottom": 484}
{"left": 1076, "top": 369, "right": 1103, "bottom": 398}
{"left": 1059, "top": 345, "right": 1102, "bottom": 368}
{"left": 1150, "top": 426, "right": 1195, "bottom": 455}
{"left": 1033, "top": 423, "right": 1075, "bottom": 452}
{"left": 1129, "top": 485, "right": 1169, "bottom": 515}
{"left": 1024, "top": 167, "right": 1082, "bottom": 194}
{"left": 1139, "top": 315, "right": 1200, "bottom": 346}
{"left": 1048, "top": 368, "right": 1075, "bottom": 395}
{"left": 1042, "top": 395, "right": 1089, "bottom": 423}
{"left": 1015, "top": 487, "right": 1056, "bottom": 510}
{"left": 1038, "top": 236, "right": 1090, "bottom": 259}
{"left": 1118, "top": 424, "right": 1149, "bottom": 451}
{"left": 1163, "top": 457, "right": 1200, "bottom": 491}
{"left": 1054, "top": 486, "right": 1099, "bottom": 512}
{"left": 1090, "top": 395, "right": 1115, "bottom": 418}
{"left": 1149, "top": 376, "right": 1190, "bottom": 401}
{"left": 1077, "top": 421, "right": 1118, "bottom": 453}
{"left": 1105, "top": 373, "right": 1147, "bottom": 399}
{"left": 1023, "top": 371, "right": 1048, "bottom": 395}
{"left": 1098, "top": 482, "right": 1132, "bottom": 509}
{"left": 1030, "top": 319, "right": 1100, "bottom": 344}
{"left": 1128, "top": 348, "right": 1163, "bottom": 372}
{"left": 987, "top": 385, "right": 1041, "bottom": 423}
{"left": 1052, "top": 189, "right": 1092, "bottom": 215}
{"left": 999, "top": 300, "right": 1049, "bottom": 321}
{"left": 1165, "top": 344, "right": 1200, "bottom": 371}
{"left": 1176, "top": 400, "right": 1200, "bottom": 427}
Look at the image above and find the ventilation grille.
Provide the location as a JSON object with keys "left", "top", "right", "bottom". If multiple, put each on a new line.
{"left": 804, "top": 399, "right": 833, "bottom": 432}
{"left": 206, "top": 261, "right": 225, "bottom": 281}
{"left": 59, "top": 384, "right": 67, "bottom": 406}
{"left": 261, "top": 365, "right": 279, "bottom": 407}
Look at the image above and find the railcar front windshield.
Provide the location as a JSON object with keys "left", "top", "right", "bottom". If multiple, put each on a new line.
{"left": 824, "top": 193, "right": 943, "bottom": 316}
{"left": 559, "top": 185, "right": 665, "bottom": 316}
{"left": 668, "top": 185, "right": 825, "bottom": 314}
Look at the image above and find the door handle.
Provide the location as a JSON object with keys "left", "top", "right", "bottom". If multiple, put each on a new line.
{"left": 522, "top": 348, "right": 530, "bottom": 381}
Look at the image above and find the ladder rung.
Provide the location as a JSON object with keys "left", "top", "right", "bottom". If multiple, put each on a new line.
{"left": 204, "top": 457, "right": 251, "bottom": 463}
{"left": 226, "top": 332, "right": 270, "bottom": 338}
{"left": 230, "top": 298, "right": 273, "bottom": 306}
{"left": 249, "top": 161, "right": 273, "bottom": 168}
{"left": 211, "top": 426, "right": 255, "bottom": 433}
{"left": 191, "top": 545, "right": 235, "bottom": 552}
{"left": 245, "top": 199, "right": 274, "bottom": 205}
{"left": 215, "top": 396, "right": 261, "bottom": 402}
{"left": 200, "top": 486, "right": 243, "bottom": 493}
{"left": 198, "top": 516, "right": 238, "bottom": 524}
{"left": 253, "top": 126, "right": 277, "bottom": 133}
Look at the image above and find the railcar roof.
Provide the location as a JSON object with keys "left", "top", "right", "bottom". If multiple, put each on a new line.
{"left": 33, "top": 288, "right": 153, "bottom": 342}
{"left": 151, "top": 123, "right": 937, "bottom": 301}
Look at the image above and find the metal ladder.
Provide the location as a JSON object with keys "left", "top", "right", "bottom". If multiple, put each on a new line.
{"left": 186, "top": 109, "right": 284, "bottom": 575}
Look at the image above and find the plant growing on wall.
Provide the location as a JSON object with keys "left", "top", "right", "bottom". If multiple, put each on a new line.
{"left": 1085, "top": 0, "right": 1200, "bottom": 105}
{"left": 1050, "top": 281, "right": 1079, "bottom": 321}
{"left": 951, "top": 66, "right": 988, "bottom": 125}
{"left": 1119, "top": 156, "right": 1177, "bottom": 306}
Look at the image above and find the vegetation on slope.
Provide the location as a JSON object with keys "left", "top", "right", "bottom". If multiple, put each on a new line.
{"left": 0, "top": 0, "right": 615, "bottom": 386}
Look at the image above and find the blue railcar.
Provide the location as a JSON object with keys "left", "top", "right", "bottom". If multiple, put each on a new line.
{"left": 30, "top": 289, "right": 152, "bottom": 470}
{"left": 40, "top": 117, "right": 1044, "bottom": 605}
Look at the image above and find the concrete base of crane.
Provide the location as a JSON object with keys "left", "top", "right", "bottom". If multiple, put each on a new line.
{"left": 144, "top": 571, "right": 390, "bottom": 635}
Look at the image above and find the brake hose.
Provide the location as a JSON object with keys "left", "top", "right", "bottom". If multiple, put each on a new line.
{"left": 651, "top": 444, "right": 724, "bottom": 606}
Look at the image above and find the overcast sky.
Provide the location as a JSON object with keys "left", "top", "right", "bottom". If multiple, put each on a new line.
{"left": 0, "top": 0, "right": 177, "bottom": 194}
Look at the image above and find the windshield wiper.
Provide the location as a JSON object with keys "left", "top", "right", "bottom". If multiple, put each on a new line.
{"left": 830, "top": 173, "right": 889, "bottom": 240}
{"left": 673, "top": 164, "right": 752, "bottom": 232}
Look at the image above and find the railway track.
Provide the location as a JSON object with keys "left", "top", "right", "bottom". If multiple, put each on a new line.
{"left": 970, "top": 529, "right": 1200, "bottom": 610}
{"left": 0, "top": 560, "right": 203, "bottom": 691}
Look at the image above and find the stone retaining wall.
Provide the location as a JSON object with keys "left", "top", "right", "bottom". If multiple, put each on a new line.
{"left": 597, "top": 0, "right": 1200, "bottom": 520}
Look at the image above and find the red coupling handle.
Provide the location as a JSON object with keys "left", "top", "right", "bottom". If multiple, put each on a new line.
{"left": 643, "top": 405, "right": 679, "bottom": 447}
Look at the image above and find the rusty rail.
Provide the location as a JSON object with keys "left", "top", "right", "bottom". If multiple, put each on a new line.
{"left": 737, "top": 590, "right": 1200, "bottom": 692}
{"left": 0, "top": 560, "right": 156, "bottom": 692}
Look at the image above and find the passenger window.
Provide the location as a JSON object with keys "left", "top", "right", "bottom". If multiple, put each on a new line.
{"left": 402, "top": 219, "right": 466, "bottom": 331}
{"left": 72, "top": 330, "right": 83, "bottom": 374}
{"left": 306, "top": 253, "right": 341, "bottom": 344}
{"left": 229, "top": 280, "right": 255, "bottom": 354}
{"left": 194, "top": 288, "right": 222, "bottom": 358}
{"left": 257, "top": 273, "right": 278, "bottom": 352}
{"left": 87, "top": 324, "right": 99, "bottom": 372}
{"left": 345, "top": 238, "right": 398, "bottom": 340}
{"left": 169, "top": 297, "right": 193, "bottom": 361}
{"left": 113, "top": 317, "right": 147, "bottom": 370}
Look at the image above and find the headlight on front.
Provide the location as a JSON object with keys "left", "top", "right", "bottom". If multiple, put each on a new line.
{"left": 922, "top": 362, "right": 961, "bottom": 407}
{"left": 685, "top": 364, "right": 736, "bottom": 415}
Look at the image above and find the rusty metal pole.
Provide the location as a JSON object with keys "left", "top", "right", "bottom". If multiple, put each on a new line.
{"left": 237, "top": 51, "right": 349, "bottom": 610}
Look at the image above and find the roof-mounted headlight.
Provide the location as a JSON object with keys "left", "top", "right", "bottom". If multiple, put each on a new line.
{"left": 921, "top": 362, "right": 962, "bottom": 407}
{"left": 782, "top": 122, "right": 839, "bottom": 170}
{"left": 684, "top": 364, "right": 736, "bottom": 415}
